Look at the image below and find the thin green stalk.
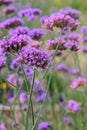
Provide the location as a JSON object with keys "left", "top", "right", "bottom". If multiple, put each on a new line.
{"left": 25, "top": 70, "right": 35, "bottom": 130}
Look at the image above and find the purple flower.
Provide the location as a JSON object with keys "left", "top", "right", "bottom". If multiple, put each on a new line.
{"left": 59, "top": 7, "right": 80, "bottom": 20}
{"left": 70, "top": 77, "right": 87, "bottom": 89}
{"left": 8, "top": 92, "right": 14, "bottom": 103}
{"left": 67, "top": 100, "right": 80, "bottom": 113}
{"left": 0, "top": 0, "right": 14, "bottom": 6}
{"left": 0, "top": 35, "right": 30, "bottom": 54}
{"left": 44, "top": 13, "right": 80, "bottom": 31}
{"left": 19, "top": 92, "right": 27, "bottom": 103}
{"left": 68, "top": 33, "right": 80, "bottom": 42}
{"left": 10, "top": 58, "right": 20, "bottom": 70}
{"left": 0, "top": 123, "right": 6, "bottom": 130}
{"left": 3, "top": 5, "right": 15, "bottom": 15}
{"left": 0, "top": 17, "right": 24, "bottom": 30}
{"left": 64, "top": 116, "right": 73, "bottom": 125}
{"left": 21, "top": 104, "right": 28, "bottom": 111}
{"left": 0, "top": 57, "right": 6, "bottom": 69}
{"left": 36, "top": 92, "right": 46, "bottom": 102}
{"left": 56, "top": 64, "right": 69, "bottom": 73}
{"left": 9, "top": 26, "right": 30, "bottom": 36}
{"left": 29, "top": 28, "right": 44, "bottom": 40}
{"left": 40, "top": 16, "right": 48, "bottom": 23}
{"left": 81, "top": 26, "right": 87, "bottom": 34}
{"left": 17, "top": 47, "right": 50, "bottom": 70}
{"left": 82, "top": 47, "right": 87, "bottom": 53}
{"left": 71, "top": 69, "right": 80, "bottom": 75}
{"left": 18, "top": 8, "right": 42, "bottom": 21}
{"left": 38, "top": 122, "right": 51, "bottom": 130}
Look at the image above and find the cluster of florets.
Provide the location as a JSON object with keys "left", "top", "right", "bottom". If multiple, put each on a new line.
{"left": 0, "top": 35, "right": 30, "bottom": 54}
{"left": 0, "top": 123, "right": 6, "bottom": 130}
{"left": 10, "top": 58, "right": 20, "bottom": 70}
{"left": 81, "top": 26, "right": 87, "bottom": 43}
{"left": 46, "top": 34, "right": 80, "bottom": 51}
{"left": 59, "top": 7, "right": 80, "bottom": 20}
{"left": 67, "top": 100, "right": 80, "bottom": 113}
{"left": 0, "top": 0, "right": 14, "bottom": 6}
{"left": 38, "top": 122, "right": 51, "bottom": 130}
{"left": 16, "top": 47, "right": 50, "bottom": 70}
{"left": 9, "top": 26, "right": 30, "bottom": 36}
{"left": 64, "top": 116, "right": 73, "bottom": 125}
{"left": 44, "top": 13, "right": 80, "bottom": 31}
{"left": 56, "top": 64, "right": 69, "bottom": 73}
{"left": 7, "top": 73, "right": 23, "bottom": 87}
{"left": 3, "top": 5, "right": 15, "bottom": 15}
{"left": 28, "top": 28, "right": 44, "bottom": 40}
{"left": 0, "top": 17, "right": 24, "bottom": 30}
{"left": 70, "top": 77, "right": 87, "bottom": 89}
{"left": 18, "top": 8, "right": 42, "bottom": 21}
{"left": 0, "top": 57, "right": 6, "bottom": 69}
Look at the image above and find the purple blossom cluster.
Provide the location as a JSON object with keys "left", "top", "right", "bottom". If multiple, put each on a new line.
{"left": 56, "top": 64, "right": 69, "bottom": 73}
{"left": 19, "top": 92, "right": 28, "bottom": 103}
{"left": 64, "top": 116, "right": 73, "bottom": 125}
{"left": 17, "top": 47, "right": 50, "bottom": 70}
{"left": 70, "top": 77, "right": 87, "bottom": 89}
{"left": 9, "top": 26, "right": 30, "bottom": 36}
{"left": 44, "top": 13, "right": 80, "bottom": 31}
{"left": 0, "top": 35, "right": 30, "bottom": 54}
{"left": 3, "top": 5, "right": 15, "bottom": 15}
{"left": 59, "top": 7, "right": 80, "bottom": 20}
{"left": 0, "top": 17, "right": 24, "bottom": 30}
{"left": 0, "top": 57, "right": 6, "bottom": 69}
{"left": 18, "top": 8, "right": 42, "bottom": 21}
{"left": 67, "top": 100, "right": 80, "bottom": 113}
{"left": 29, "top": 28, "right": 44, "bottom": 40}
{"left": 38, "top": 122, "right": 51, "bottom": 130}
{"left": 0, "top": 0, "right": 14, "bottom": 6}
{"left": 0, "top": 123, "right": 6, "bottom": 130}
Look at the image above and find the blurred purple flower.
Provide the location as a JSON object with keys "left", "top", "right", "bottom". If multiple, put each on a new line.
{"left": 38, "top": 122, "right": 51, "bottom": 130}
{"left": 19, "top": 92, "right": 27, "bottom": 103}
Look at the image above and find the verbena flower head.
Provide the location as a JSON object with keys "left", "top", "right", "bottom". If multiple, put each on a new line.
{"left": 29, "top": 28, "right": 44, "bottom": 40}
{"left": 3, "top": 5, "right": 15, "bottom": 15}
{"left": 17, "top": 47, "right": 50, "bottom": 70}
{"left": 0, "top": 123, "right": 6, "bottom": 130}
{"left": 70, "top": 77, "right": 87, "bottom": 89}
{"left": 44, "top": 13, "right": 80, "bottom": 31}
{"left": 67, "top": 100, "right": 80, "bottom": 113}
{"left": 0, "top": 17, "right": 24, "bottom": 30}
{"left": 59, "top": 7, "right": 80, "bottom": 20}
{"left": 8, "top": 92, "right": 14, "bottom": 103}
{"left": 82, "top": 36, "right": 87, "bottom": 43}
{"left": 71, "top": 69, "right": 80, "bottom": 75}
{"left": 0, "top": 57, "right": 6, "bottom": 69}
{"left": 56, "top": 64, "right": 69, "bottom": 73}
{"left": 40, "top": 16, "right": 48, "bottom": 23}
{"left": 0, "top": 35, "right": 30, "bottom": 54}
{"left": 81, "top": 26, "right": 87, "bottom": 34}
{"left": 68, "top": 33, "right": 80, "bottom": 42}
{"left": 9, "top": 26, "right": 30, "bottom": 36}
{"left": 0, "top": 0, "right": 14, "bottom": 6}
{"left": 82, "top": 47, "right": 87, "bottom": 53}
{"left": 36, "top": 92, "right": 46, "bottom": 102}
{"left": 64, "top": 116, "right": 73, "bottom": 125}
{"left": 38, "top": 122, "right": 51, "bottom": 130}
{"left": 22, "top": 104, "right": 28, "bottom": 111}
{"left": 18, "top": 8, "right": 42, "bottom": 21}
{"left": 19, "top": 92, "right": 27, "bottom": 103}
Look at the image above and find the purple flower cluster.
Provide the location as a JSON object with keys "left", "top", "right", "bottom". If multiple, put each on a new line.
{"left": 18, "top": 8, "right": 42, "bottom": 21}
{"left": 0, "top": 17, "right": 24, "bottom": 30}
{"left": 9, "top": 26, "right": 30, "bottom": 36}
{"left": 0, "top": 123, "right": 6, "bottom": 130}
{"left": 67, "top": 100, "right": 80, "bottom": 113}
{"left": 0, "top": 0, "right": 14, "bottom": 6}
{"left": 64, "top": 116, "right": 73, "bottom": 125}
{"left": 59, "top": 7, "right": 80, "bottom": 20}
{"left": 38, "top": 122, "right": 51, "bottom": 130}
{"left": 56, "top": 64, "right": 69, "bottom": 73}
{"left": 19, "top": 92, "right": 27, "bottom": 103}
{"left": 0, "top": 35, "right": 30, "bottom": 54}
{"left": 68, "top": 33, "right": 80, "bottom": 42}
{"left": 81, "top": 26, "right": 87, "bottom": 44}
{"left": 3, "top": 5, "right": 15, "bottom": 15}
{"left": 0, "top": 57, "right": 6, "bottom": 69}
{"left": 29, "top": 28, "right": 44, "bottom": 40}
{"left": 44, "top": 13, "right": 80, "bottom": 31}
{"left": 71, "top": 69, "right": 80, "bottom": 75}
{"left": 70, "top": 77, "right": 87, "bottom": 89}
{"left": 17, "top": 47, "right": 50, "bottom": 70}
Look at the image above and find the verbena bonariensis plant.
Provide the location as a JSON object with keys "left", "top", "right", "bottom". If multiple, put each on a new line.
{"left": 0, "top": 1, "right": 87, "bottom": 130}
